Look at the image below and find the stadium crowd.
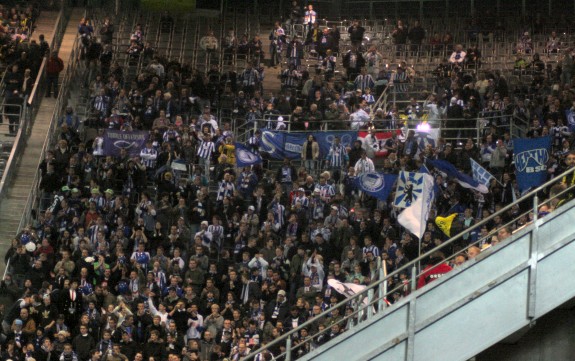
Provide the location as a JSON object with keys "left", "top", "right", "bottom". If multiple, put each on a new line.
{"left": 2, "top": 1, "right": 575, "bottom": 361}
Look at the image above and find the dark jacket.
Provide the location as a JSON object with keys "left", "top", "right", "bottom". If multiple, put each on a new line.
{"left": 72, "top": 334, "right": 96, "bottom": 361}
{"left": 264, "top": 299, "right": 289, "bottom": 326}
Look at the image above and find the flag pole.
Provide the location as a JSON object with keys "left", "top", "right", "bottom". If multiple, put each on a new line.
{"left": 417, "top": 173, "right": 427, "bottom": 274}
{"left": 417, "top": 236, "right": 421, "bottom": 275}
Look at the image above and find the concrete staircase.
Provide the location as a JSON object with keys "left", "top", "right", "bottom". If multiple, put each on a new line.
{"left": 259, "top": 26, "right": 283, "bottom": 95}
{"left": 0, "top": 9, "right": 85, "bottom": 277}
{"left": 30, "top": 11, "right": 59, "bottom": 43}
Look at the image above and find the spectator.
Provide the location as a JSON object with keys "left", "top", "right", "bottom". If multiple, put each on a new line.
{"left": 546, "top": 31, "right": 560, "bottom": 54}
{"left": 269, "top": 22, "right": 285, "bottom": 68}
{"left": 449, "top": 44, "right": 466, "bottom": 66}
{"left": 391, "top": 20, "right": 408, "bottom": 54}
{"left": 99, "top": 18, "right": 114, "bottom": 45}
{"left": 46, "top": 51, "right": 64, "bottom": 98}
{"left": 343, "top": 46, "right": 365, "bottom": 81}
{"left": 408, "top": 20, "right": 425, "bottom": 53}
{"left": 286, "top": 1, "right": 302, "bottom": 26}
{"left": 348, "top": 20, "right": 365, "bottom": 48}
{"left": 303, "top": 4, "right": 317, "bottom": 32}
{"left": 516, "top": 31, "right": 532, "bottom": 54}
{"left": 301, "top": 134, "right": 319, "bottom": 174}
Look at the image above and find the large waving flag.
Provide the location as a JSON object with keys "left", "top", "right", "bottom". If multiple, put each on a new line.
{"left": 398, "top": 173, "right": 435, "bottom": 239}
{"left": 470, "top": 158, "right": 495, "bottom": 188}
{"left": 356, "top": 172, "right": 398, "bottom": 201}
{"left": 427, "top": 159, "right": 488, "bottom": 193}
{"left": 235, "top": 142, "right": 263, "bottom": 168}
{"left": 513, "top": 136, "right": 552, "bottom": 192}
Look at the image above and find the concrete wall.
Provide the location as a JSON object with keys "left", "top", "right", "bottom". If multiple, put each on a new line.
{"left": 477, "top": 306, "right": 575, "bottom": 361}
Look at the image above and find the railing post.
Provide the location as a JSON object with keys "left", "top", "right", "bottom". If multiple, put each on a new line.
{"left": 367, "top": 288, "right": 374, "bottom": 319}
{"left": 286, "top": 336, "right": 292, "bottom": 361}
{"left": 378, "top": 257, "right": 384, "bottom": 311}
{"left": 410, "top": 265, "right": 417, "bottom": 292}
{"left": 476, "top": 116, "right": 481, "bottom": 146}
{"left": 533, "top": 195, "right": 538, "bottom": 222}
{"left": 510, "top": 116, "right": 514, "bottom": 138}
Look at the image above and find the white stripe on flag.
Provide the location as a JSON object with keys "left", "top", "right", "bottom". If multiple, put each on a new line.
{"left": 471, "top": 158, "right": 494, "bottom": 187}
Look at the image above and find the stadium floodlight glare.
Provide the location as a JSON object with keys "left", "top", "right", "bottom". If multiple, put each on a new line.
{"left": 416, "top": 121, "right": 431, "bottom": 132}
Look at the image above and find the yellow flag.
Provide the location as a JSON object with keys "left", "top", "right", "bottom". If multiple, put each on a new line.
{"left": 435, "top": 214, "right": 458, "bottom": 237}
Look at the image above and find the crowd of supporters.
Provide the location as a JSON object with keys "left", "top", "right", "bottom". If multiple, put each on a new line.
{"left": 0, "top": 3, "right": 44, "bottom": 71}
{"left": 2, "top": 1, "right": 575, "bottom": 361}
{"left": 0, "top": 2, "right": 49, "bottom": 136}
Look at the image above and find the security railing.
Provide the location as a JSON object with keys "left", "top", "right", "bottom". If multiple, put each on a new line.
{"left": 0, "top": 4, "right": 68, "bottom": 202}
{"left": 2, "top": 8, "right": 83, "bottom": 280}
{"left": 0, "top": 1, "right": 71, "bottom": 281}
{"left": 244, "top": 164, "right": 575, "bottom": 360}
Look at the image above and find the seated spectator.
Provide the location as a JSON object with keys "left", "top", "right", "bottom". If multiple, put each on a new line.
{"left": 546, "top": 31, "right": 561, "bottom": 54}
{"left": 448, "top": 44, "right": 466, "bottom": 66}
{"left": 200, "top": 30, "right": 219, "bottom": 53}
{"left": 516, "top": 31, "right": 533, "bottom": 54}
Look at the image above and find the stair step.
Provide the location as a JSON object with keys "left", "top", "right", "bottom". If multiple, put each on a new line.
{"left": 0, "top": 10, "right": 83, "bottom": 260}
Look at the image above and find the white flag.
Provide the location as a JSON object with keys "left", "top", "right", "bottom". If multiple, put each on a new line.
{"left": 398, "top": 173, "right": 435, "bottom": 239}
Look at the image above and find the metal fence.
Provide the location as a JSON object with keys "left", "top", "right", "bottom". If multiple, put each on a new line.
{"left": 1, "top": 4, "right": 78, "bottom": 280}
{"left": 243, "top": 164, "right": 575, "bottom": 360}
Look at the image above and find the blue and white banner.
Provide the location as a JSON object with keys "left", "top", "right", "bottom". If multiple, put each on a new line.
{"left": 513, "top": 136, "right": 552, "bottom": 192}
{"left": 427, "top": 159, "right": 489, "bottom": 194}
{"left": 471, "top": 158, "right": 495, "bottom": 187}
{"left": 103, "top": 130, "right": 149, "bottom": 157}
{"left": 260, "top": 131, "right": 357, "bottom": 160}
{"left": 394, "top": 171, "right": 425, "bottom": 209}
{"left": 355, "top": 172, "right": 398, "bottom": 201}
{"left": 415, "top": 128, "right": 440, "bottom": 156}
{"left": 398, "top": 173, "right": 435, "bottom": 240}
{"left": 235, "top": 142, "right": 262, "bottom": 168}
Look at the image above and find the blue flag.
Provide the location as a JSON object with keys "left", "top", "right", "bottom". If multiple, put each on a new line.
{"left": 470, "top": 158, "right": 495, "bottom": 187}
{"left": 427, "top": 159, "right": 488, "bottom": 193}
{"left": 513, "top": 136, "right": 552, "bottom": 192}
{"left": 356, "top": 172, "right": 398, "bottom": 201}
{"left": 235, "top": 142, "right": 262, "bottom": 168}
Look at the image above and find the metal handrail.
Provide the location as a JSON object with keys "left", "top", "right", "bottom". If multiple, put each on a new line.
{"left": 0, "top": 5, "right": 66, "bottom": 200}
{"left": 1, "top": 3, "right": 72, "bottom": 280}
{"left": 18, "top": 36, "right": 82, "bottom": 235}
{"left": 246, "top": 164, "right": 575, "bottom": 360}
{"left": 0, "top": 103, "right": 25, "bottom": 199}
{"left": 369, "top": 84, "right": 389, "bottom": 115}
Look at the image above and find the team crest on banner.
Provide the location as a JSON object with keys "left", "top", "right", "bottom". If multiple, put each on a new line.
{"left": 360, "top": 173, "right": 385, "bottom": 192}
{"left": 102, "top": 130, "right": 149, "bottom": 157}
{"left": 235, "top": 143, "right": 262, "bottom": 168}
{"left": 356, "top": 172, "right": 398, "bottom": 201}
{"left": 394, "top": 171, "right": 424, "bottom": 209}
{"left": 513, "top": 136, "right": 552, "bottom": 192}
